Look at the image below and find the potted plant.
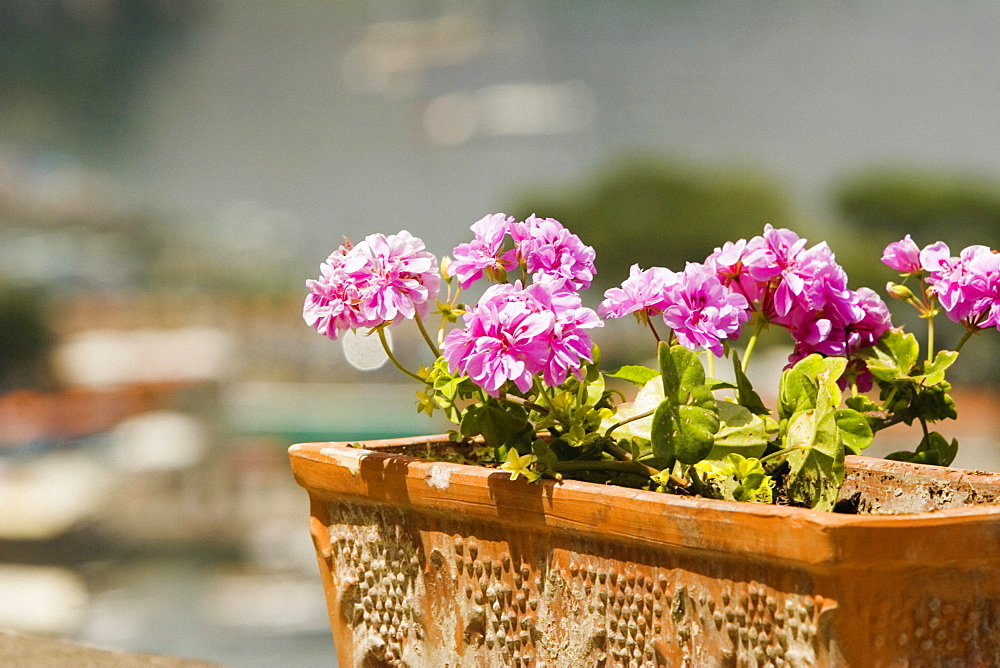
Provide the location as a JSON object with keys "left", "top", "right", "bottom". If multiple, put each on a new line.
{"left": 290, "top": 218, "right": 1000, "bottom": 666}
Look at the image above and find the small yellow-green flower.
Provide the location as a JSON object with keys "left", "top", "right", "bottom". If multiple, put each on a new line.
{"left": 501, "top": 449, "right": 540, "bottom": 482}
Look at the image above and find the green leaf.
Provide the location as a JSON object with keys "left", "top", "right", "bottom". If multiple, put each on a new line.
{"left": 910, "top": 385, "right": 957, "bottom": 422}
{"left": 730, "top": 349, "right": 770, "bottom": 415}
{"left": 659, "top": 342, "right": 705, "bottom": 402}
{"left": 531, "top": 439, "right": 559, "bottom": 472}
{"left": 886, "top": 445, "right": 949, "bottom": 467}
{"left": 783, "top": 404, "right": 845, "bottom": 511}
{"left": 706, "top": 378, "right": 738, "bottom": 392}
{"left": 674, "top": 403, "right": 720, "bottom": 464}
{"left": 600, "top": 375, "right": 664, "bottom": 441}
{"left": 608, "top": 365, "right": 659, "bottom": 387}
{"left": 913, "top": 350, "right": 959, "bottom": 386}
{"left": 778, "top": 354, "right": 845, "bottom": 419}
{"left": 650, "top": 398, "right": 675, "bottom": 462}
{"left": 903, "top": 431, "right": 959, "bottom": 467}
{"left": 708, "top": 401, "right": 769, "bottom": 460}
{"left": 584, "top": 373, "right": 606, "bottom": 406}
{"left": 865, "top": 329, "right": 920, "bottom": 382}
{"left": 925, "top": 432, "right": 958, "bottom": 466}
{"left": 460, "top": 402, "right": 529, "bottom": 447}
{"left": 658, "top": 341, "right": 677, "bottom": 398}
{"left": 688, "top": 383, "right": 717, "bottom": 409}
{"left": 835, "top": 408, "right": 874, "bottom": 454}
{"left": 693, "top": 454, "right": 774, "bottom": 503}
{"left": 845, "top": 395, "right": 881, "bottom": 414}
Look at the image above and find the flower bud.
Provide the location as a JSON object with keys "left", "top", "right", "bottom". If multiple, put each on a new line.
{"left": 886, "top": 282, "right": 915, "bottom": 301}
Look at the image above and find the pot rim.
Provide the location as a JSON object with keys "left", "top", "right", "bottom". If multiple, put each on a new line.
{"left": 290, "top": 434, "right": 1000, "bottom": 570}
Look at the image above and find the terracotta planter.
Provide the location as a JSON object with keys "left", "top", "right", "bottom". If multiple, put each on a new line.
{"left": 289, "top": 435, "right": 1000, "bottom": 667}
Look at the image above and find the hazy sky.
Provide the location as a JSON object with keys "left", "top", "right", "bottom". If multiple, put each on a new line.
{"left": 101, "top": 1, "right": 1000, "bottom": 262}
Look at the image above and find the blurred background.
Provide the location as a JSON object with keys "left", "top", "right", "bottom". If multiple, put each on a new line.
{"left": 3, "top": 1, "right": 1000, "bottom": 665}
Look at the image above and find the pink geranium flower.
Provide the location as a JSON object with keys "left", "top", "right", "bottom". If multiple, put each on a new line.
{"left": 881, "top": 235, "right": 922, "bottom": 274}
{"left": 510, "top": 214, "right": 597, "bottom": 291}
{"left": 661, "top": 263, "right": 750, "bottom": 357}
{"left": 344, "top": 231, "right": 441, "bottom": 324}
{"left": 447, "top": 213, "right": 517, "bottom": 289}
{"left": 543, "top": 288, "right": 603, "bottom": 387}
{"left": 707, "top": 238, "right": 768, "bottom": 306}
{"left": 303, "top": 231, "right": 440, "bottom": 340}
{"left": 303, "top": 241, "right": 379, "bottom": 340}
{"left": 598, "top": 264, "right": 677, "bottom": 319}
{"left": 925, "top": 243, "right": 1000, "bottom": 330}
{"left": 707, "top": 226, "right": 894, "bottom": 366}
{"left": 848, "top": 287, "right": 893, "bottom": 351}
{"left": 442, "top": 281, "right": 601, "bottom": 396}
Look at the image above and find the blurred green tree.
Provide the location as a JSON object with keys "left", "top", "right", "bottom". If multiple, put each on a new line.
{"left": 834, "top": 168, "right": 1000, "bottom": 251}
{"left": 510, "top": 156, "right": 797, "bottom": 288}
{"left": 834, "top": 167, "right": 1000, "bottom": 384}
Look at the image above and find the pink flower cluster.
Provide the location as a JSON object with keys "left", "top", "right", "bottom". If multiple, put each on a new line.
{"left": 305, "top": 216, "right": 898, "bottom": 397}
{"left": 601, "top": 225, "right": 893, "bottom": 363}
{"left": 599, "top": 263, "right": 749, "bottom": 357}
{"left": 446, "top": 213, "right": 515, "bottom": 289}
{"left": 447, "top": 213, "right": 596, "bottom": 292}
{"left": 440, "top": 213, "right": 601, "bottom": 395}
{"left": 599, "top": 265, "right": 677, "bottom": 319}
{"left": 885, "top": 236, "right": 1000, "bottom": 330}
{"left": 442, "top": 281, "right": 602, "bottom": 396}
{"left": 303, "top": 231, "right": 440, "bottom": 340}
{"left": 703, "top": 226, "right": 891, "bottom": 361}
{"left": 663, "top": 264, "right": 751, "bottom": 357}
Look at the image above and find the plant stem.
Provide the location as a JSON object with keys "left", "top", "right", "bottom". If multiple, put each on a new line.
{"left": 503, "top": 394, "right": 549, "bottom": 415}
{"left": 438, "top": 286, "right": 462, "bottom": 345}
{"left": 535, "top": 379, "right": 555, "bottom": 410}
{"left": 955, "top": 327, "right": 977, "bottom": 353}
{"left": 742, "top": 319, "right": 766, "bottom": 373}
{"left": 870, "top": 405, "right": 920, "bottom": 433}
{"left": 414, "top": 312, "right": 441, "bottom": 357}
{"left": 645, "top": 312, "right": 662, "bottom": 343}
{"left": 604, "top": 409, "right": 656, "bottom": 439}
{"left": 759, "top": 445, "right": 809, "bottom": 466}
{"left": 926, "top": 312, "right": 935, "bottom": 364}
{"left": 706, "top": 351, "right": 715, "bottom": 378}
{"left": 533, "top": 380, "right": 562, "bottom": 427}
{"left": 602, "top": 439, "right": 688, "bottom": 489}
{"left": 881, "top": 385, "right": 899, "bottom": 413}
{"left": 378, "top": 327, "right": 424, "bottom": 382}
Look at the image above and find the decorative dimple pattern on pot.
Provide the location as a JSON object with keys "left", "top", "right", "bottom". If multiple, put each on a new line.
{"left": 893, "top": 596, "right": 1000, "bottom": 665}
{"left": 446, "top": 535, "right": 543, "bottom": 666}
{"left": 550, "top": 549, "right": 824, "bottom": 668}
{"left": 710, "top": 581, "right": 822, "bottom": 668}
{"left": 579, "top": 562, "right": 669, "bottom": 666}
{"left": 324, "top": 510, "right": 425, "bottom": 667}
{"left": 318, "top": 502, "right": 827, "bottom": 667}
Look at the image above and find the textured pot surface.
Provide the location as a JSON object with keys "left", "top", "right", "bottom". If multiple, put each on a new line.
{"left": 290, "top": 435, "right": 1000, "bottom": 667}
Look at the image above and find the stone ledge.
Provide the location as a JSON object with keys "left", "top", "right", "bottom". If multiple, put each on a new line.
{"left": 0, "top": 631, "right": 220, "bottom": 667}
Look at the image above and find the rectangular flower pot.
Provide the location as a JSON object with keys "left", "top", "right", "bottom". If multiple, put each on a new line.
{"left": 289, "top": 435, "right": 1000, "bottom": 667}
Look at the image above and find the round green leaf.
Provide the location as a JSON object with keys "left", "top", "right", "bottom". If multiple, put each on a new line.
{"left": 674, "top": 404, "right": 720, "bottom": 464}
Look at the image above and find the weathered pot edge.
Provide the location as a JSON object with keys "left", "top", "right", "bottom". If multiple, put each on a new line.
{"left": 289, "top": 435, "right": 1000, "bottom": 571}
